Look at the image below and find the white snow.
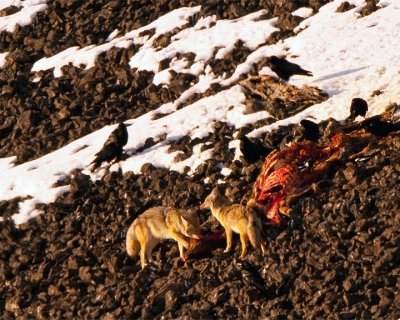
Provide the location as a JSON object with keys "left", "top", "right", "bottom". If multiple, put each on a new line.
{"left": 229, "top": 139, "right": 242, "bottom": 162}
{"left": 0, "top": 52, "right": 8, "bottom": 68}
{"left": 106, "top": 29, "right": 120, "bottom": 42}
{"left": 0, "top": 156, "right": 16, "bottom": 170}
{"left": 291, "top": 7, "right": 314, "bottom": 18}
{"left": 0, "top": 0, "right": 47, "bottom": 33}
{"left": 1, "top": 0, "right": 400, "bottom": 224}
{"left": 224, "top": 0, "right": 400, "bottom": 137}
{"left": 32, "top": 7, "right": 202, "bottom": 77}
{"left": 0, "top": 85, "right": 268, "bottom": 224}
{"left": 221, "top": 167, "right": 232, "bottom": 177}
{"left": 31, "top": 8, "right": 278, "bottom": 83}
{"left": 120, "top": 85, "right": 268, "bottom": 174}
{"left": 130, "top": 11, "right": 277, "bottom": 74}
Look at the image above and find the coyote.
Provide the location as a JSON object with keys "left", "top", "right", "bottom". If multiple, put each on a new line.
{"left": 200, "top": 187, "right": 266, "bottom": 257}
{"left": 126, "top": 206, "right": 201, "bottom": 268}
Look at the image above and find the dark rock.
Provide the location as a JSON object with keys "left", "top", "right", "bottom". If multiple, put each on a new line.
{"left": 359, "top": 0, "right": 380, "bottom": 17}
{"left": 275, "top": 13, "right": 303, "bottom": 31}
{"left": 0, "top": 5, "right": 21, "bottom": 17}
{"left": 17, "top": 110, "right": 40, "bottom": 129}
{"left": 336, "top": 2, "right": 356, "bottom": 12}
{"left": 69, "top": 171, "right": 92, "bottom": 198}
{"left": 340, "top": 311, "right": 356, "bottom": 319}
{"left": 208, "top": 285, "right": 230, "bottom": 305}
{"left": 343, "top": 166, "right": 356, "bottom": 181}
{"left": 343, "top": 278, "right": 356, "bottom": 292}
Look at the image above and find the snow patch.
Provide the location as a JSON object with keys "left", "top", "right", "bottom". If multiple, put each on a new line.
{"left": 0, "top": 0, "right": 47, "bottom": 33}
{"left": 0, "top": 52, "right": 8, "bottom": 68}
{"left": 291, "top": 7, "right": 314, "bottom": 18}
{"left": 31, "top": 7, "right": 202, "bottom": 76}
{"left": 1, "top": 85, "right": 257, "bottom": 224}
{"left": 230, "top": 0, "right": 400, "bottom": 137}
{"left": 221, "top": 167, "right": 232, "bottom": 176}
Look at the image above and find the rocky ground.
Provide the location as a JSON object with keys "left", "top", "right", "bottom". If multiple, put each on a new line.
{"left": 1, "top": 120, "right": 400, "bottom": 319}
{"left": 1, "top": 0, "right": 399, "bottom": 319}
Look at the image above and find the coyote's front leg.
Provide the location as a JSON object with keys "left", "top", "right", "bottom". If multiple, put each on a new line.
{"left": 224, "top": 227, "right": 233, "bottom": 253}
{"left": 170, "top": 230, "right": 190, "bottom": 259}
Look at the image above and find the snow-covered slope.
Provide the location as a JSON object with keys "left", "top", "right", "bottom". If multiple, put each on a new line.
{"left": 1, "top": 0, "right": 400, "bottom": 224}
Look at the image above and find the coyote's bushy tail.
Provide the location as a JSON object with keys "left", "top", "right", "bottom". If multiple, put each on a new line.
{"left": 126, "top": 224, "right": 140, "bottom": 257}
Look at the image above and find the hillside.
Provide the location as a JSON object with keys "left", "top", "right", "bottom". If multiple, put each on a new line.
{"left": 1, "top": 0, "right": 400, "bottom": 318}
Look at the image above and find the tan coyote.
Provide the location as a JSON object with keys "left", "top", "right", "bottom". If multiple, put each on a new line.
{"left": 201, "top": 187, "right": 266, "bottom": 257}
{"left": 126, "top": 206, "right": 201, "bottom": 268}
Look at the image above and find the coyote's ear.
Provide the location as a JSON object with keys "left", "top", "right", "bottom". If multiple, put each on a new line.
{"left": 213, "top": 184, "right": 227, "bottom": 197}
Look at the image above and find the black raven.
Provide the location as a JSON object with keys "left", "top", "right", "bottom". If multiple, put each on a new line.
{"left": 239, "top": 136, "right": 273, "bottom": 163}
{"left": 89, "top": 122, "right": 129, "bottom": 171}
{"left": 348, "top": 97, "right": 368, "bottom": 120}
{"left": 300, "top": 119, "right": 320, "bottom": 141}
{"left": 362, "top": 116, "right": 400, "bottom": 137}
{"left": 267, "top": 55, "right": 313, "bottom": 81}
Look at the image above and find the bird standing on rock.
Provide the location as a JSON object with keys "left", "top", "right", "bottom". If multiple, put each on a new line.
{"left": 362, "top": 116, "right": 400, "bottom": 137}
{"left": 239, "top": 135, "right": 273, "bottom": 163}
{"left": 300, "top": 119, "right": 320, "bottom": 142}
{"left": 347, "top": 97, "right": 368, "bottom": 121}
{"left": 89, "top": 122, "right": 129, "bottom": 171}
{"left": 267, "top": 55, "right": 313, "bottom": 81}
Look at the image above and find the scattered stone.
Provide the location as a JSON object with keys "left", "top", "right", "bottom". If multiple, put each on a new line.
{"left": 240, "top": 75, "right": 328, "bottom": 119}
{"left": 336, "top": 2, "right": 356, "bottom": 12}
{"left": 359, "top": 0, "right": 381, "bottom": 17}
